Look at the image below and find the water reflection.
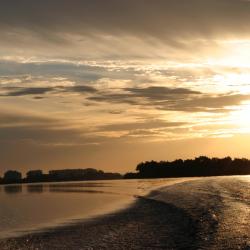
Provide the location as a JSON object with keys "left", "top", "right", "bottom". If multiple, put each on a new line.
{"left": 0, "top": 178, "right": 192, "bottom": 239}
{"left": 0, "top": 182, "right": 115, "bottom": 195}
{"left": 4, "top": 185, "right": 22, "bottom": 194}
{"left": 27, "top": 185, "right": 44, "bottom": 193}
{"left": 0, "top": 179, "right": 149, "bottom": 239}
{"left": 48, "top": 187, "right": 118, "bottom": 195}
{"left": 48, "top": 182, "right": 112, "bottom": 188}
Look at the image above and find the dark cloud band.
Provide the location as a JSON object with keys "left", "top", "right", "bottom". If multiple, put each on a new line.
{"left": 88, "top": 86, "right": 250, "bottom": 113}
{"left": 1, "top": 0, "right": 250, "bottom": 44}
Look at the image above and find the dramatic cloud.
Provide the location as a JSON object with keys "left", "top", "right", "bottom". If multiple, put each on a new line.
{"left": 1, "top": 0, "right": 250, "bottom": 40}
{"left": 0, "top": 85, "right": 97, "bottom": 97}
{"left": 1, "top": 0, "right": 250, "bottom": 173}
{"left": 1, "top": 0, "right": 250, "bottom": 60}
{"left": 1, "top": 87, "right": 54, "bottom": 96}
{"left": 89, "top": 86, "right": 250, "bottom": 112}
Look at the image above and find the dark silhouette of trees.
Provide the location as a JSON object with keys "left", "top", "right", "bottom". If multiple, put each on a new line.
{"left": 26, "top": 170, "right": 44, "bottom": 182}
{"left": 2, "top": 156, "right": 250, "bottom": 184}
{"left": 0, "top": 168, "right": 122, "bottom": 185}
{"left": 124, "top": 156, "right": 250, "bottom": 179}
{"left": 3, "top": 170, "right": 22, "bottom": 184}
{"left": 123, "top": 172, "right": 138, "bottom": 179}
{"left": 47, "top": 168, "right": 121, "bottom": 182}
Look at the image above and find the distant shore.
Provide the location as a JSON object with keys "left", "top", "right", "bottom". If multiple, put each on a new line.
{"left": 0, "top": 168, "right": 122, "bottom": 185}
{"left": 2, "top": 156, "right": 250, "bottom": 186}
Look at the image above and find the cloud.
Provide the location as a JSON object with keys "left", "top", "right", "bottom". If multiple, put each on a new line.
{"left": 1, "top": 87, "right": 54, "bottom": 96}
{"left": 170, "top": 94, "right": 250, "bottom": 112}
{"left": 125, "top": 86, "right": 201, "bottom": 99}
{"left": 2, "top": 1, "right": 250, "bottom": 173}
{"left": 0, "top": 111, "right": 54, "bottom": 127}
{"left": 1, "top": 0, "right": 250, "bottom": 40}
{"left": 1, "top": 0, "right": 250, "bottom": 60}
{"left": 63, "top": 85, "right": 97, "bottom": 93}
{"left": 0, "top": 111, "right": 103, "bottom": 146}
{"left": 0, "top": 85, "right": 97, "bottom": 97}
{"left": 0, "top": 59, "right": 144, "bottom": 88}
{"left": 0, "top": 60, "right": 108, "bottom": 81}
{"left": 88, "top": 86, "right": 250, "bottom": 112}
{"left": 98, "top": 120, "right": 187, "bottom": 132}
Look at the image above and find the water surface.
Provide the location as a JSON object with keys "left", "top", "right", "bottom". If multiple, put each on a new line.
{"left": 0, "top": 178, "right": 187, "bottom": 239}
{"left": 1, "top": 176, "right": 250, "bottom": 249}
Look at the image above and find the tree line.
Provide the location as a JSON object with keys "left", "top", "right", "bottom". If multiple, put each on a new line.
{"left": 124, "top": 156, "right": 250, "bottom": 179}
{"left": 2, "top": 156, "right": 250, "bottom": 184}
{"left": 0, "top": 168, "right": 122, "bottom": 184}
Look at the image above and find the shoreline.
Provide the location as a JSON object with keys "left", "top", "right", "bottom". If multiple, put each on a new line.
{"left": 1, "top": 176, "right": 249, "bottom": 249}
{"left": 1, "top": 173, "right": 250, "bottom": 187}
{"left": 0, "top": 197, "right": 198, "bottom": 250}
{"left": 0, "top": 178, "right": 191, "bottom": 242}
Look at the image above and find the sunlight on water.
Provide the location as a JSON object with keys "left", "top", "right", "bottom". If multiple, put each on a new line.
{"left": 0, "top": 178, "right": 188, "bottom": 239}
{"left": 0, "top": 176, "right": 249, "bottom": 249}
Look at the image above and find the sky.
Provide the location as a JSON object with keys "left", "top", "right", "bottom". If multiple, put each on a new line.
{"left": 2, "top": 0, "right": 250, "bottom": 174}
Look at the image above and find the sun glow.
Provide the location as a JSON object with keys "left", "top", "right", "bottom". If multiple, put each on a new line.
{"left": 213, "top": 39, "right": 250, "bottom": 68}
{"left": 229, "top": 103, "right": 250, "bottom": 132}
{"left": 212, "top": 73, "right": 250, "bottom": 93}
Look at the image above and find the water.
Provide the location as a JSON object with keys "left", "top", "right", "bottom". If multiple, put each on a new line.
{"left": 0, "top": 178, "right": 187, "bottom": 239}
{"left": 1, "top": 176, "right": 250, "bottom": 249}
{"left": 149, "top": 175, "right": 250, "bottom": 249}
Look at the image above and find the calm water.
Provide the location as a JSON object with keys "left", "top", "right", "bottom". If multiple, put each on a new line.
{"left": 0, "top": 178, "right": 186, "bottom": 239}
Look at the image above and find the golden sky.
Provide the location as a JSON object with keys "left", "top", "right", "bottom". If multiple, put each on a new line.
{"left": 1, "top": 0, "right": 250, "bottom": 174}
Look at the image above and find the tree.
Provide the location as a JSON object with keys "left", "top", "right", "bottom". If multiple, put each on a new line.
{"left": 125, "top": 156, "right": 250, "bottom": 179}
{"left": 26, "top": 170, "right": 43, "bottom": 182}
{"left": 3, "top": 170, "right": 22, "bottom": 184}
